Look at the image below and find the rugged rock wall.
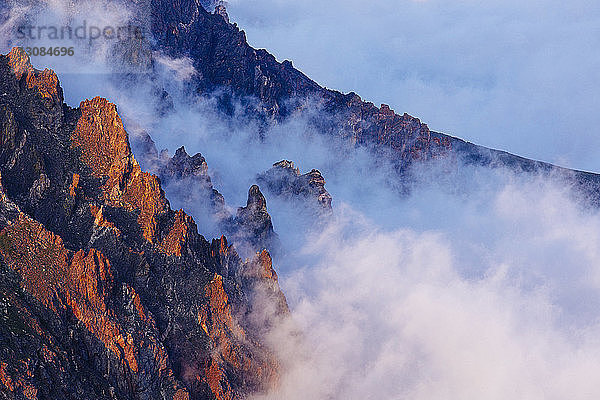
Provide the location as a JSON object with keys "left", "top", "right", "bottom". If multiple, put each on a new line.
{"left": 0, "top": 48, "right": 287, "bottom": 400}
{"left": 258, "top": 160, "right": 333, "bottom": 218}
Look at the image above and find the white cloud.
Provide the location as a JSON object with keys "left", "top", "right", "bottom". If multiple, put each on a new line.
{"left": 154, "top": 53, "right": 198, "bottom": 81}
{"left": 254, "top": 171, "right": 600, "bottom": 399}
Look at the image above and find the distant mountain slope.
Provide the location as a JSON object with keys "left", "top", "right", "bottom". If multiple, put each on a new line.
{"left": 150, "top": 0, "right": 451, "bottom": 163}
{"left": 148, "top": 0, "right": 600, "bottom": 202}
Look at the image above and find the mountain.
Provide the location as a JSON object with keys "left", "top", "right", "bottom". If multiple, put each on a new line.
{"left": 148, "top": 0, "right": 600, "bottom": 200}
{"left": 1, "top": 1, "right": 600, "bottom": 399}
{"left": 0, "top": 47, "right": 287, "bottom": 400}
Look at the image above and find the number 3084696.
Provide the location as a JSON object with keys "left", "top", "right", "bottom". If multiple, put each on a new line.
{"left": 25, "top": 47, "right": 75, "bottom": 56}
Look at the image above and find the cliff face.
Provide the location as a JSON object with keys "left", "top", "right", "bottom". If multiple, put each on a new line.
{"left": 230, "top": 185, "right": 281, "bottom": 256}
{"left": 0, "top": 48, "right": 287, "bottom": 400}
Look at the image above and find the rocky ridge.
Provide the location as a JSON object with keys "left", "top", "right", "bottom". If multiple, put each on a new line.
{"left": 148, "top": 0, "right": 600, "bottom": 201}
{"left": 258, "top": 160, "right": 333, "bottom": 218}
{"left": 0, "top": 48, "right": 288, "bottom": 400}
{"left": 149, "top": 0, "right": 451, "bottom": 168}
{"left": 145, "top": 142, "right": 331, "bottom": 256}
{"left": 134, "top": 137, "right": 283, "bottom": 257}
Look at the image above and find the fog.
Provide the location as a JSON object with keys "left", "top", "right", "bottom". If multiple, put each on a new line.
{"left": 246, "top": 163, "right": 600, "bottom": 399}
{"left": 128, "top": 69, "right": 600, "bottom": 398}
{"left": 2, "top": 1, "right": 600, "bottom": 399}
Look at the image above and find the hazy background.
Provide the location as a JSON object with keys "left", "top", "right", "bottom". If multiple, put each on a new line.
{"left": 227, "top": 0, "right": 600, "bottom": 173}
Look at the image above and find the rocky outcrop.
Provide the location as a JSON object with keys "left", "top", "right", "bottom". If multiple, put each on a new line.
{"left": 228, "top": 185, "right": 281, "bottom": 256}
{"left": 258, "top": 160, "right": 333, "bottom": 218}
{"left": 214, "top": 3, "right": 229, "bottom": 23}
{"left": 158, "top": 146, "right": 228, "bottom": 222}
{"left": 71, "top": 97, "right": 170, "bottom": 244}
{"left": 6, "top": 47, "right": 61, "bottom": 105}
{"left": 0, "top": 49, "right": 288, "bottom": 400}
{"left": 236, "top": 250, "right": 289, "bottom": 338}
{"left": 143, "top": 143, "right": 281, "bottom": 256}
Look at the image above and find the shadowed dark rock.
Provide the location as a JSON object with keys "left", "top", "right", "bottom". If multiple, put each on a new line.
{"left": 0, "top": 48, "right": 287, "bottom": 400}
{"left": 258, "top": 160, "right": 333, "bottom": 217}
{"left": 229, "top": 185, "right": 280, "bottom": 256}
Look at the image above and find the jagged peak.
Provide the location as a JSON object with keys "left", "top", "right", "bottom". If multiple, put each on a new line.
{"left": 214, "top": 1, "right": 229, "bottom": 23}
{"left": 271, "top": 160, "right": 326, "bottom": 180}
{"left": 379, "top": 103, "right": 394, "bottom": 116}
{"left": 174, "top": 146, "right": 189, "bottom": 157}
{"left": 173, "top": 146, "right": 207, "bottom": 164}
{"left": 306, "top": 168, "right": 325, "bottom": 179}
{"left": 72, "top": 96, "right": 133, "bottom": 177}
{"left": 246, "top": 184, "right": 267, "bottom": 211}
{"left": 230, "top": 184, "right": 280, "bottom": 255}
{"left": 161, "top": 146, "right": 209, "bottom": 182}
{"left": 5, "top": 47, "right": 62, "bottom": 104}
{"left": 273, "top": 160, "right": 300, "bottom": 175}
{"left": 7, "top": 47, "right": 32, "bottom": 80}
{"left": 72, "top": 96, "right": 170, "bottom": 243}
{"left": 254, "top": 249, "right": 278, "bottom": 281}
{"left": 258, "top": 160, "right": 333, "bottom": 215}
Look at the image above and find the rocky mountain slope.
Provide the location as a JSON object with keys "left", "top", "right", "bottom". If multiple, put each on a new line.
{"left": 149, "top": 0, "right": 600, "bottom": 201}
{"left": 257, "top": 161, "right": 333, "bottom": 219}
{"left": 151, "top": 0, "right": 451, "bottom": 164}
{"left": 0, "top": 47, "right": 288, "bottom": 400}
{"left": 2, "top": 1, "right": 600, "bottom": 399}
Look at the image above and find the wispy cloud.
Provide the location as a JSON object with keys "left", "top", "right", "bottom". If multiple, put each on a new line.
{"left": 154, "top": 53, "right": 198, "bottom": 81}
{"left": 252, "top": 168, "right": 600, "bottom": 400}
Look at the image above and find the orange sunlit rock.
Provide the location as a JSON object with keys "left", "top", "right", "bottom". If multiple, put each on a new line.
{"left": 7, "top": 47, "right": 60, "bottom": 104}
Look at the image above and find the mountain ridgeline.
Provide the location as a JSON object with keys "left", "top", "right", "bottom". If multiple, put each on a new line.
{"left": 1, "top": 1, "right": 600, "bottom": 399}
{"left": 148, "top": 0, "right": 600, "bottom": 199}
{"left": 0, "top": 47, "right": 288, "bottom": 400}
